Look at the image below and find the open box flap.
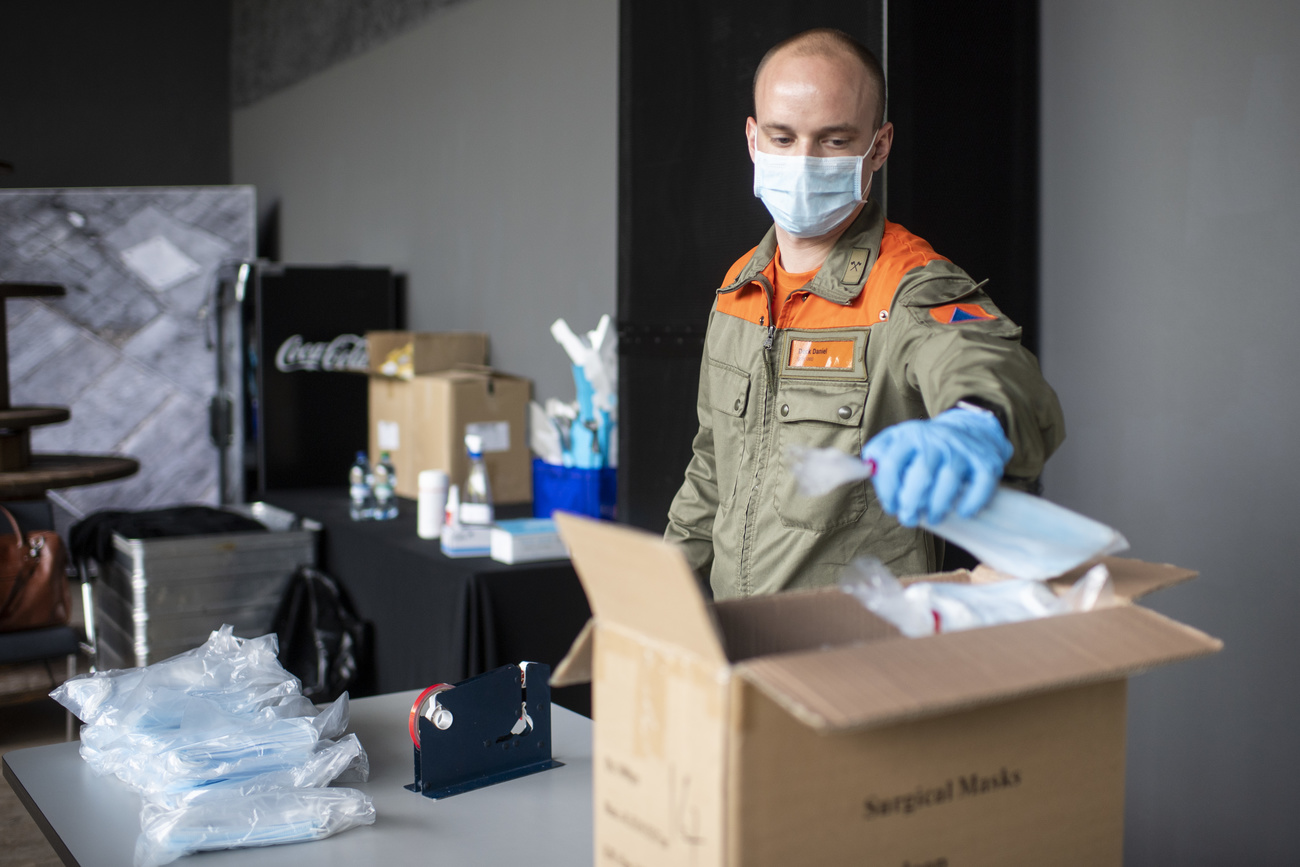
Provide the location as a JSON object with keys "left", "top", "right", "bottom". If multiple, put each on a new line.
{"left": 967, "top": 556, "right": 1197, "bottom": 600}
{"left": 551, "top": 619, "right": 594, "bottom": 687}
{"left": 1048, "top": 556, "right": 1197, "bottom": 600}
{"left": 734, "top": 604, "right": 1222, "bottom": 735}
{"left": 554, "top": 513, "right": 727, "bottom": 667}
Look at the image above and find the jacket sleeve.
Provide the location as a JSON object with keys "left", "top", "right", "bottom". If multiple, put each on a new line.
{"left": 664, "top": 321, "right": 719, "bottom": 579}
{"left": 891, "top": 264, "right": 1066, "bottom": 481}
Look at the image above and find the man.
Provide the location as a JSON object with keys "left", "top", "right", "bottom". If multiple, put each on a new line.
{"left": 665, "top": 28, "right": 1064, "bottom": 599}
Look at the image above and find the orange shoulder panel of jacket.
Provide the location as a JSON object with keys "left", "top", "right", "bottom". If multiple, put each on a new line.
{"left": 721, "top": 245, "right": 761, "bottom": 288}
{"left": 787, "top": 221, "right": 950, "bottom": 329}
{"left": 716, "top": 245, "right": 771, "bottom": 325}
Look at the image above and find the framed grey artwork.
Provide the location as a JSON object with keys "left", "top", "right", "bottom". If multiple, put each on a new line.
{"left": 0, "top": 187, "right": 255, "bottom": 515}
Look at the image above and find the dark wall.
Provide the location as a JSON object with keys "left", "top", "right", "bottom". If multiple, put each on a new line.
{"left": 618, "top": 0, "right": 1041, "bottom": 535}
{"left": 617, "top": 0, "right": 884, "bottom": 533}
{"left": 0, "top": 1, "right": 231, "bottom": 188}
{"left": 885, "top": 0, "right": 1040, "bottom": 353}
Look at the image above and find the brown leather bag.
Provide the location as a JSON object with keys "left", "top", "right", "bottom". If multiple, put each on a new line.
{"left": 0, "top": 505, "right": 71, "bottom": 632}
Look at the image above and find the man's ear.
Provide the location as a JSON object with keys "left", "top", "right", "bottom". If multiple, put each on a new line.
{"left": 746, "top": 117, "right": 758, "bottom": 163}
{"left": 869, "top": 121, "right": 895, "bottom": 172}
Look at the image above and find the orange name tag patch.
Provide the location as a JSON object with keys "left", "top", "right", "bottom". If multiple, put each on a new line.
{"left": 789, "top": 339, "right": 855, "bottom": 369}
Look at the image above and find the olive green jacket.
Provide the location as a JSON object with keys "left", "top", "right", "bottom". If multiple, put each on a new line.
{"left": 664, "top": 201, "right": 1065, "bottom": 599}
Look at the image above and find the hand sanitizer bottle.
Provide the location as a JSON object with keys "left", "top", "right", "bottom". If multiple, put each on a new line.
{"left": 460, "top": 434, "right": 495, "bottom": 525}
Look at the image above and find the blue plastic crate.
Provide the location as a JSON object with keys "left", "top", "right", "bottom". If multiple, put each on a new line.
{"left": 532, "top": 459, "right": 616, "bottom": 520}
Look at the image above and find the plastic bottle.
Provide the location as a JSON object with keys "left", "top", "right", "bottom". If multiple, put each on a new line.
{"left": 418, "top": 470, "right": 449, "bottom": 539}
{"left": 348, "top": 451, "right": 373, "bottom": 521}
{"left": 445, "top": 484, "right": 461, "bottom": 528}
{"left": 372, "top": 451, "right": 399, "bottom": 520}
{"left": 460, "top": 434, "right": 494, "bottom": 525}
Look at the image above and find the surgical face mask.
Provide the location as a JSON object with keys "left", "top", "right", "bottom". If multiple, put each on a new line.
{"left": 752, "top": 129, "right": 880, "bottom": 238}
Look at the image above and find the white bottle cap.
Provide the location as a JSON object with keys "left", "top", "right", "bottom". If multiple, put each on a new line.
{"left": 465, "top": 433, "right": 483, "bottom": 454}
{"left": 418, "top": 469, "right": 449, "bottom": 490}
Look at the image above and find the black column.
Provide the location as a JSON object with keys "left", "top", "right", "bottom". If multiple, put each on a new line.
{"left": 617, "top": 0, "right": 885, "bottom": 533}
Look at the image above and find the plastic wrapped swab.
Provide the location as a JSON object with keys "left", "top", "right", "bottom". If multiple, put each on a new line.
{"left": 785, "top": 445, "right": 1129, "bottom": 580}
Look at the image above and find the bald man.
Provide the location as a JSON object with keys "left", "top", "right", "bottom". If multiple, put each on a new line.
{"left": 664, "top": 29, "right": 1065, "bottom": 598}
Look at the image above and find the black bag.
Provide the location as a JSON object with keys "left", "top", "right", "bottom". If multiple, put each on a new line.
{"left": 69, "top": 506, "right": 267, "bottom": 565}
{"left": 272, "top": 565, "right": 374, "bottom": 702}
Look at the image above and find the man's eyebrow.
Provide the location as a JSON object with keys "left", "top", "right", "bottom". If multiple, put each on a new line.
{"left": 816, "top": 124, "right": 861, "bottom": 136}
{"left": 759, "top": 122, "right": 861, "bottom": 136}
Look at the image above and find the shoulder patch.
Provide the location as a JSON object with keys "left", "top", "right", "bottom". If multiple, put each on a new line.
{"left": 930, "top": 303, "right": 996, "bottom": 324}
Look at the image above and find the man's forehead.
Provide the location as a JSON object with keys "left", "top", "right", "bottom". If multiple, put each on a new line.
{"left": 756, "top": 47, "right": 873, "bottom": 94}
{"left": 755, "top": 51, "right": 876, "bottom": 122}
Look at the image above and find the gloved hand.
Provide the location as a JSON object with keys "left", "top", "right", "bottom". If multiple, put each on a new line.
{"left": 861, "top": 405, "right": 1013, "bottom": 528}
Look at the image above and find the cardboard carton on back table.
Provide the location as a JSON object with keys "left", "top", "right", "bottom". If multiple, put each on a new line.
{"left": 551, "top": 514, "right": 1222, "bottom": 867}
{"left": 369, "top": 367, "right": 532, "bottom": 503}
{"left": 365, "top": 330, "right": 489, "bottom": 377}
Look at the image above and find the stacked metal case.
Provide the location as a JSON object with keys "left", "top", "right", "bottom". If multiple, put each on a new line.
{"left": 94, "top": 503, "right": 317, "bottom": 669}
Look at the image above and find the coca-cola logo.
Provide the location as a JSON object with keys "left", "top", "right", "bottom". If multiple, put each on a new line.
{"left": 275, "top": 334, "right": 370, "bottom": 373}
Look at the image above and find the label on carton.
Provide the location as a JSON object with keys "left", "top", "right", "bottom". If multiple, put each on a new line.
{"left": 862, "top": 767, "right": 1023, "bottom": 821}
{"left": 378, "top": 420, "right": 400, "bottom": 451}
{"left": 466, "top": 421, "right": 510, "bottom": 452}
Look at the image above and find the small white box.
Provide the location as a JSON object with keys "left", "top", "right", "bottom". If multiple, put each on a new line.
{"left": 440, "top": 523, "right": 492, "bottom": 558}
{"left": 490, "top": 518, "right": 568, "bottom": 564}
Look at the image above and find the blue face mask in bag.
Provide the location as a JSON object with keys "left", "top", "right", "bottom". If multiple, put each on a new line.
{"left": 752, "top": 130, "right": 880, "bottom": 238}
{"left": 785, "top": 445, "right": 1129, "bottom": 580}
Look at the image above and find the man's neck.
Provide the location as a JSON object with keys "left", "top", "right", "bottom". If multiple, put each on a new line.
{"left": 772, "top": 202, "right": 865, "bottom": 272}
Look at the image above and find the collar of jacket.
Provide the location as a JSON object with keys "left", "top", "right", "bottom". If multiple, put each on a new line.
{"left": 717, "top": 199, "right": 887, "bottom": 306}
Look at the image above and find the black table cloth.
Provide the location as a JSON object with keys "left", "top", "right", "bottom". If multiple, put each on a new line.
{"left": 265, "top": 489, "right": 591, "bottom": 715}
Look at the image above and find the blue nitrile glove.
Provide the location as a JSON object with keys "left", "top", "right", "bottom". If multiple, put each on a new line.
{"left": 861, "top": 405, "right": 1014, "bottom": 528}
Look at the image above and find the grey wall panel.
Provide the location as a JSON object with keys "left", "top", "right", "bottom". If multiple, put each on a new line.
{"left": 232, "top": 0, "right": 464, "bottom": 108}
{"left": 232, "top": 0, "right": 616, "bottom": 408}
{"left": 1040, "top": 3, "right": 1300, "bottom": 863}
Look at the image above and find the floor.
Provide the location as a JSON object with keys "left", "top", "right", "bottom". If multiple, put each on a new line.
{"left": 1, "top": 693, "right": 69, "bottom": 867}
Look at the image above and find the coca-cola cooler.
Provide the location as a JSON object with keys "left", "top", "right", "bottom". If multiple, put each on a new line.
{"left": 218, "top": 264, "right": 403, "bottom": 498}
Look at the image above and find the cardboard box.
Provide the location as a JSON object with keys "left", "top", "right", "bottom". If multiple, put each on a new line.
{"left": 551, "top": 515, "right": 1222, "bottom": 867}
{"left": 369, "top": 369, "right": 531, "bottom": 503}
{"left": 366, "top": 331, "right": 488, "bottom": 378}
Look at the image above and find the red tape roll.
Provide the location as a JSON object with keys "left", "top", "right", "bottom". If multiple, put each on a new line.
{"left": 408, "top": 683, "right": 454, "bottom": 747}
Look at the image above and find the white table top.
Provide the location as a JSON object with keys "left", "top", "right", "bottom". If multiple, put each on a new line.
{"left": 3, "top": 690, "right": 594, "bottom": 867}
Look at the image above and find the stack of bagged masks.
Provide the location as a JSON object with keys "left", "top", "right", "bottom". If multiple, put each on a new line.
{"left": 51, "top": 625, "right": 374, "bottom": 867}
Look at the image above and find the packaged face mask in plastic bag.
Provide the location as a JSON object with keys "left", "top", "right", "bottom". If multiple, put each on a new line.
{"left": 786, "top": 445, "right": 1129, "bottom": 580}
{"left": 51, "top": 626, "right": 301, "bottom": 729}
{"left": 76, "top": 692, "right": 351, "bottom": 792}
{"left": 145, "top": 734, "right": 370, "bottom": 810}
{"left": 135, "top": 787, "right": 376, "bottom": 867}
{"left": 841, "top": 557, "right": 1116, "bottom": 638}
{"left": 49, "top": 625, "right": 372, "bottom": 866}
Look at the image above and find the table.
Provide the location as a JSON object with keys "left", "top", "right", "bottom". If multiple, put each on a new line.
{"left": 3, "top": 689, "right": 594, "bottom": 867}
{"left": 265, "top": 489, "right": 592, "bottom": 715}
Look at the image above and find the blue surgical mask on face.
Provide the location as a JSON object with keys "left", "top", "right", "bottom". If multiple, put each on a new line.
{"left": 752, "top": 129, "right": 881, "bottom": 238}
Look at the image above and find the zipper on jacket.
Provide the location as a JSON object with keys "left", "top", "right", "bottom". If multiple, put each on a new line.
{"left": 755, "top": 274, "right": 777, "bottom": 352}
{"left": 738, "top": 272, "right": 780, "bottom": 594}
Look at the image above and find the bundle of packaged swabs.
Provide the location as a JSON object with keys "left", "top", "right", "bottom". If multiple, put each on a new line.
{"left": 50, "top": 625, "right": 374, "bottom": 867}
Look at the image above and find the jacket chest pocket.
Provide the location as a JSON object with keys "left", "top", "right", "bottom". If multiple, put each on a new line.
{"left": 773, "top": 383, "right": 868, "bottom": 531}
{"left": 708, "top": 359, "right": 750, "bottom": 509}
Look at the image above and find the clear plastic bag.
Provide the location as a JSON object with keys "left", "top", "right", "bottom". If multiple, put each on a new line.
{"left": 786, "top": 445, "right": 1129, "bottom": 579}
{"left": 841, "top": 557, "right": 1115, "bottom": 637}
{"left": 145, "top": 734, "right": 370, "bottom": 810}
{"left": 52, "top": 626, "right": 301, "bottom": 729}
{"left": 49, "top": 625, "right": 372, "bottom": 864}
{"left": 134, "top": 787, "right": 376, "bottom": 867}
{"left": 77, "top": 692, "right": 351, "bottom": 792}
